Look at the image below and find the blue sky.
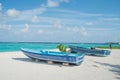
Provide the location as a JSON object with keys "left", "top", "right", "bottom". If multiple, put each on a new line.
{"left": 0, "top": 0, "right": 120, "bottom": 42}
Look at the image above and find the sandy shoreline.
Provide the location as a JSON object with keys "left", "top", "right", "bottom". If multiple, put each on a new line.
{"left": 0, "top": 50, "right": 120, "bottom": 80}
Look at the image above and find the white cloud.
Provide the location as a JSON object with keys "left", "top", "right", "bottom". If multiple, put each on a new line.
{"left": 67, "top": 27, "right": 81, "bottom": 32}
{"left": 60, "top": 0, "right": 69, "bottom": 3}
{"left": 32, "top": 16, "right": 39, "bottom": 23}
{"left": 38, "top": 29, "right": 43, "bottom": 34}
{"left": 0, "top": 24, "right": 11, "bottom": 30}
{"left": 22, "top": 7, "right": 46, "bottom": 15}
{"left": 47, "top": 0, "right": 59, "bottom": 7}
{"left": 0, "top": 3, "right": 2, "bottom": 11}
{"left": 80, "top": 27, "right": 88, "bottom": 36}
{"left": 21, "top": 24, "right": 29, "bottom": 32}
{"left": 72, "top": 27, "right": 80, "bottom": 32}
{"left": 11, "top": 7, "right": 46, "bottom": 21}
{"left": 86, "top": 22, "right": 93, "bottom": 26}
{"left": 54, "top": 20, "right": 62, "bottom": 28}
{"left": 47, "top": 0, "right": 70, "bottom": 7}
{"left": 101, "top": 18, "right": 120, "bottom": 21}
{"left": 88, "top": 27, "right": 114, "bottom": 31}
{"left": 1, "top": 7, "right": 104, "bottom": 26}
{"left": 6, "top": 8, "right": 20, "bottom": 17}
{"left": 66, "top": 26, "right": 88, "bottom": 36}
{"left": 0, "top": 4, "right": 46, "bottom": 23}
{"left": 51, "top": 9, "right": 103, "bottom": 17}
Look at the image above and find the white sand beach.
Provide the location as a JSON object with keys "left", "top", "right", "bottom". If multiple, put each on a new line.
{"left": 0, "top": 50, "right": 120, "bottom": 80}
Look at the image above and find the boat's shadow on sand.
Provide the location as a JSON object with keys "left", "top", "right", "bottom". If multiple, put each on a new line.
{"left": 12, "top": 58, "right": 76, "bottom": 67}
{"left": 94, "top": 61, "right": 120, "bottom": 79}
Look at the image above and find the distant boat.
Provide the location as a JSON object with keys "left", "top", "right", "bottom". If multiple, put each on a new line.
{"left": 21, "top": 48, "right": 85, "bottom": 65}
{"left": 69, "top": 46, "right": 110, "bottom": 56}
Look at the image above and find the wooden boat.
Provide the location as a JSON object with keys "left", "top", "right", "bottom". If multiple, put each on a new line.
{"left": 69, "top": 46, "right": 110, "bottom": 56}
{"left": 21, "top": 48, "right": 85, "bottom": 65}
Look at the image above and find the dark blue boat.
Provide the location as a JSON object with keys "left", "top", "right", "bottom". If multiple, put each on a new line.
{"left": 21, "top": 48, "right": 85, "bottom": 65}
{"left": 69, "top": 46, "right": 110, "bottom": 56}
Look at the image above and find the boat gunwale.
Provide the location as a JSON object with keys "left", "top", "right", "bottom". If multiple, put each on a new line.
{"left": 21, "top": 48, "right": 85, "bottom": 57}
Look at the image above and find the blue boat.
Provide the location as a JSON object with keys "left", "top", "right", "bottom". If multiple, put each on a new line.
{"left": 69, "top": 46, "right": 110, "bottom": 56}
{"left": 21, "top": 48, "right": 85, "bottom": 65}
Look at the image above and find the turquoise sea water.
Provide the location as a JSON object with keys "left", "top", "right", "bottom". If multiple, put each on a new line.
{"left": 0, "top": 42, "right": 119, "bottom": 52}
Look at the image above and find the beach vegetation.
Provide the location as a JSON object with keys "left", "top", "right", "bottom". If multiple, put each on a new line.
{"left": 57, "top": 44, "right": 67, "bottom": 52}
